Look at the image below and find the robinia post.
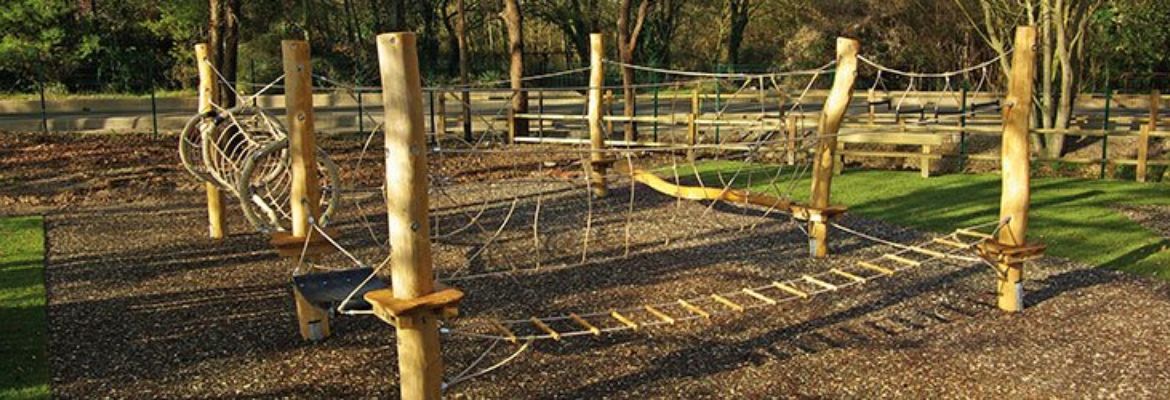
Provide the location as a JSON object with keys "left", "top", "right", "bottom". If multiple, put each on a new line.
{"left": 281, "top": 40, "right": 331, "bottom": 341}
{"left": 807, "top": 37, "right": 859, "bottom": 258}
{"left": 195, "top": 44, "right": 227, "bottom": 240}
{"left": 977, "top": 26, "right": 1045, "bottom": 313}
{"left": 587, "top": 33, "right": 609, "bottom": 198}
{"left": 372, "top": 32, "right": 461, "bottom": 400}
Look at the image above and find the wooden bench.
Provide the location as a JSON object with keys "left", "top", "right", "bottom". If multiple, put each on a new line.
{"left": 835, "top": 130, "right": 947, "bottom": 178}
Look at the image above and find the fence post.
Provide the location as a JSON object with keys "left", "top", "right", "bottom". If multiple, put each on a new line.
{"left": 652, "top": 85, "right": 660, "bottom": 142}
{"left": 149, "top": 58, "right": 159, "bottom": 139}
{"left": 587, "top": 33, "right": 608, "bottom": 198}
{"left": 537, "top": 89, "right": 545, "bottom": 139}
{"left": 982, "top": 26, "right": 1040, "bottom": 313}
{"left": 427, "top": 89, "right": 435, "bottom": 139}
{"left": 1137, "top": 90, "right": 1159, "bottom": 182}
{"left": 1101, "top": 77, "right": 1112, "bottom": 179}
{"left": 959, "top": 84, "right": 969, "bottom": 171}
{"left": 808, "top": 37, "right": 859, "bottom": 259}
{"left": 688, "top": 89, "right": 699, "bottom": 162}
{"left": 462, "top": 88, "right": 472, "bottom": 143}
{"left": 195, "top": 44, "right": 227, "bottom": 240}
{"left": 437, "top": 91, "right": 447, "bottom": 139}
{"left": 786, "top": 114, "right": 798, "bottom": 166}
{"left": 357, "top": 84, "right": 365, "bottom": 136}
{"left": 376, "top": 32, "right": 445, "bottom": 399}
{"left": 714, "top": 72, "right": 722, "bottom": 144}
{"left": 38, "top": 62, "right": 48, "bottom": 133}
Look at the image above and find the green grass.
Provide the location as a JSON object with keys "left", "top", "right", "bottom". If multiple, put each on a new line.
{"left": 0, "top": 216, "right": 49, "bottom": 400}
{"left": 674, "top": 161, "right": 1170, "bottom": 279}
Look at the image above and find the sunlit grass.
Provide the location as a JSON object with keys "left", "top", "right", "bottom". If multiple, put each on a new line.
{"left": 0, "top": 216, "right": 49, "bottom": 399}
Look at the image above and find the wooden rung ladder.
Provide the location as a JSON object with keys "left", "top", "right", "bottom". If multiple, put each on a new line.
{"left": 909, "top": 246, "right": 947, "bottom": 258}
{"left": 711, "top": 294, "right": 745, "bottom": 312}
{"left": 882, "top": 254, "right": 922, "bottom": 267}
{"left": 803, "top": 275, "right": 839, "bottom": 291}
{"left": 742, "top": 288, "right": 777, "bottom": 305}
{"left": 678, "top": 299, "right": 711, "bottom": 318}
{"left": 490, "top": 320, "right": 518, "bottom": 344}
{"left": 569, "top": 313, "right": 601, "bottom": 336}
{"left": 611, "top": 311, "right": 640, "bottom": 330}
{"left": 830, "top": 268, "right": 867, "bottom": 283}
{"left": 531, "top": 317, "right": 561, "bottom": 341}
{"left": 772, "top": 281, "right": 809, "bottom": 299}
{"left": 644, "top": 306, "right": 676, "bottom": 324}
{"left": 857, "top": 261, "right": 895, "bottom": 275}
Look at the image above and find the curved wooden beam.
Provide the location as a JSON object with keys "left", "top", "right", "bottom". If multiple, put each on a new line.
{"left": 628, "top": 169, "right": 846, "bottom": 219}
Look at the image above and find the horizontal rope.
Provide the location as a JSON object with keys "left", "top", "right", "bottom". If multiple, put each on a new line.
{"left": 857, "top": 51, "right": 1010, "bottom": 79}
{"left": 604, "top": 59, "right": 837, "bottom": 79}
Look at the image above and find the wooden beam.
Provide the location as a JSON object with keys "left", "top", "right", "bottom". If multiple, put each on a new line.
{"left": 933, "top": 237, "right": 969, "bottom": 248}
{"left": 531, "top": 317, "right": 561, "bottom": 340}
{"left": 282, "top": 40, "right": 321, "bottom": 239}
{"left": 195, "top": 44, "right": 226, "bottom": 240}
{"left": 677, "top": 299, "right": 710, "bottom": 318}
{"left": 857, "top": 261, "right": 895, "bottom": 275}
{"left": 808, "top": 37, "right": 859, "bottom": 258}
{"left": 786, "top": 114, "right": 798, "bottom": 165}
{"left": 489, "top": 320, "right": 518, "bottom": 344}
{"left": 772, "top": 281, "right": 809, "bottom": 299}
{"left": 611, "top": 311, "right": 639, "bottom": 330}
{"left": 803, "top": 275, "right": 839, "bottom": 291}
{"left": 644, "top": 306, "right": 676, "bottom": 324}
{"left": 688, "top": 90, "right": 699, "bottom": 162}
{"left": 995, "top": 26, "right": 1037, "bottom": 313}
{"left": 569, "top": 313, "right": 602, "bottom": 336}
{"left": 711, "top": 294, "right": 745, "bottom": 312}
{"left": 742, "top": 288, "right": 777, "bottom": 305}
{"left": 831, "top": 268, "right": 867, "bottom": 283}
{"left": 882, "top": 254, "right": 922, "bottom": 267}
{"left": 1137, "top": 90, "right": 1158, "bottom": 183}
{"left": 587, "top": 33, "right": 608, "bottom": 198}
{"left": 377, "top": 32, "right": 443, "bottom": 399}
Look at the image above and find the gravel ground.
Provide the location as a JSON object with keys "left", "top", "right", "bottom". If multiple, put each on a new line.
{"left": 6, "top": 131, "right": 1170, "bottom": 398}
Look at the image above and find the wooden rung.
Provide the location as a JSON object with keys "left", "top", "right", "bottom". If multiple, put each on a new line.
{"left": 831, "top": 268, "right": 867, "bottom": 283}
{"left": 883, "top": 254, "right": 922, "bottom": 267}
{"left": 956, "top": 228, "right": 993, "bottom": 240}
{"left": 772, "top": 281, "right": 809, "bottom": 299}
{"left": 490, "top": 320, "right": 518, "bottom": 344}
{"left": 644, "top": 306, "right": 676, "bottom": 324}
{"left": 677, "top": 299, "right": 711, "bottom": 318}
{"left": 909, "top": 246, "right": 948, "bottom": 258}
{"left": 857, "top": 261, "right": 895, "bottom": 275}
{"left": 530, "top": 317, "right": 561, "bottom": 341}
{"left": 611, "top": 311, "right": 640, "bottom": 330}
{"left": 803, "top": 275, "right": 839, "bottom": 291}
{"left": 933, "top": 237, "right": 969, "bottom": 249}
{"left": 569, "top": 313, "right": 601, "bottom": 336}
{"left": 742, "top": 288, "right": 777, "bottom": 305}
{"left": 711, "top": 294, "right": 745, "bottom": 312}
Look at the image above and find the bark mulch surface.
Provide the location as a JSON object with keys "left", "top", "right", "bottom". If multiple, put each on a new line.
{"left": 5, "top": 131, "right": 1170, "bottom": 399}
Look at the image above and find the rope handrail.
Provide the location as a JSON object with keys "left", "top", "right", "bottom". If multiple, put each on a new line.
{"left": 857, "top": 51, "right": 1010, "bottom": 79}
{"left": 604, "top": 59, "right": 837, "bottom": 79}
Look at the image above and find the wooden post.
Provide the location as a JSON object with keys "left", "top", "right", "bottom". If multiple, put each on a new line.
{"left": 436, "top": 91, "right": 447, "bottom": 139}
{"left": 867, "top": 89, "right": 876, "bottom": 124}
{"left": 921, "top": 145, "right": 932, "bottom": 178}
{"left": 786, "top": 114, "right": 798, "bottom": 165}
{"left": 377, "top": 32, "right": 444, "bottom": 400}
{"left": 1137, "top": 90, "right": 1159, "bottom": 183}
{"left": 994, "top": 26, "right": 1037, "bottom": 313}
{"left": 587, "top": 33, "right": 609, "bottom": 198}
{"left": 195, "top": 44, "right": 227, "bottom": 240}
{"left": 604, "top": 89, "right": 615, "bottom": 135}
{"left": 807, "top": 37, "right": 859, "bottom": 258}
{"left": 688, "top": 89, "right": 700, "bottom": 161}
{"left": 281, "top": 40, "right": 330, "bottom": 341}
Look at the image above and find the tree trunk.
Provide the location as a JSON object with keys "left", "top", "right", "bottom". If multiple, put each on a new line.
{"left": 502, "top": 0, "right": 528, "bottom": 140}
{"left": 1040, "top": 0, "right": 1055, "bottom": 131}
{"left": 455, "top": 0, "right": 472, "bottom": 142}
{"left": 208, "top": 0, "right": 239, "bottom": 109}
{"left": 617, "top": 0, "right": 653, "bottom": 142}
{"left": 725, "top": 0, "right": 751, "bottom": 67}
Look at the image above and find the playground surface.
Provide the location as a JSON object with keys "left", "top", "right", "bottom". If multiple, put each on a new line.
{"left": 4, "top": 131, "right": 1170, "bottom": 398}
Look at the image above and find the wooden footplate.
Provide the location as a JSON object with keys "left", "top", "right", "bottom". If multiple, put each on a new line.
{"left": 269, "top": 228, "right": 340, "bottom": 258}
{"left": 363, "top": 282, "right": 464, "bottom": 328}
{"left": 976, "top": 239, "right": 1047, "bottom": 265}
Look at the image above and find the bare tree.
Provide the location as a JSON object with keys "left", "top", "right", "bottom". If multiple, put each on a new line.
{"left": 456, "top": 0, "right": 472, "bottom": 142}
{"left": 617, "top": 0, "right": 654, "bottom": 141}
{"left": 501, "top": 0, "right": 528, "bottom": 140}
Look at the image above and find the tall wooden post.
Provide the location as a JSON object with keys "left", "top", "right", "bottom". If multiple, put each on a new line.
{"left": 786, "top": 114, "right": 798, "bottom": 166}
{"left": 281, "top": 40, "right": 330, "bottom": 340}
{"left": 1137, "top": 90, "right": 1159, "bottom": 183}
{"left": 807, "top": 37, "right": 859, "bottom": 258}
{"left": 195, "top": 44, "right": 227, "bottom": 240}
{"left": 688, "top": 89, "right": 700, "bottom": 161}
{"left": 587, "top": 33, "right": 608, "bottom": 198}
{"left": 436, "top": 91, "right": 447, "bottom": 139}
{"left": 993, "top": 26, "right": 1038, "bottom": 312}
{"left": 377, "top": 32, "right": 443, "bottom": 399}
